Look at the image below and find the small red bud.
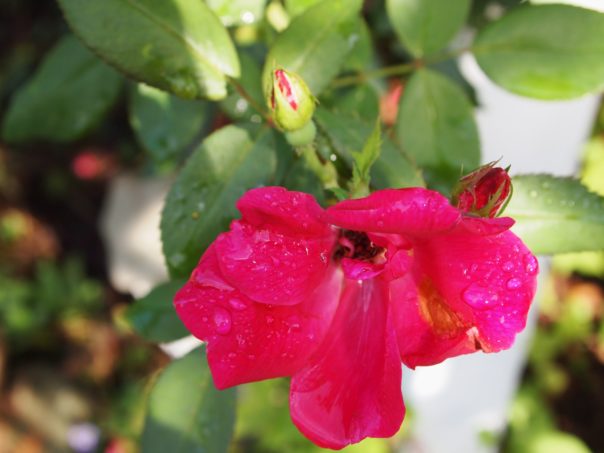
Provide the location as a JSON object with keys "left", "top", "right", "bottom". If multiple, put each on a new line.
{"left": 454, "top": 163, "right": 512, "bottom": 217}
{"left": 268, "top": 68, "right": 315, "bottom": 132}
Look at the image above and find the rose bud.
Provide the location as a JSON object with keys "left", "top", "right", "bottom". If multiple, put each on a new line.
{"left": 269, "top": 68, "right": 315, "bottom": 132}
{"left": 453, "top": 163, "right": 512, "bottom": 217}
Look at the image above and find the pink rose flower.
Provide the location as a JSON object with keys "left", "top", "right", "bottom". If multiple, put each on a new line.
{"left": 174, "top": 186, "right": 538, "bottom": 449}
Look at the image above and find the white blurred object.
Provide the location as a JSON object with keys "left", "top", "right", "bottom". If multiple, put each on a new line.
{"left": 530, "top": 0, "right": 604, "bottom": 11}
{"left": 100, "top": 174, "right": 171, "bottom": 299}
{"left": 159, "top": 335, "right": 203, "bottom": 359}
{"left": 400, "top": 54, "right": 600, "bottom": 452}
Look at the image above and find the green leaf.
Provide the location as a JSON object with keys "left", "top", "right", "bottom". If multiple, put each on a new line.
{"left": 284, "top": 0, "right": 322, "bottom": 17}
{"left": 350, "top": 119, "right": 381, "bottom": 197}
{"left": 507, "top": 175, "right": 604, "bottom": 254}
{"left": 141, "top": 347, "right": 236, "bottom": 453}
{"left": 206, "top": 0, "right": 266, "bottom": 27}
{"left": 282, "top": 157, "right": 326, "bottom": 206}
{"left": 125, "top": 280, "right": 189, "bottom": 343}
{"left": 473, "top": 4, "right": 604, "bottom": 99}
{"left": 329, "top": 84, "right": 380, "bottom": 123}
{"left": 129, "top": 84, "right": 211, "bottom": 169}
{"left": 342, "top": 19, "right": 373, "bottom": 72}
{"left": 1, "top": 35, "right": 121, "bottom": 143}
{"left": 315, "top": 109, "right": 424, "bottom": 189}
{"left": 386, "top": 0, "right": 471, "bottom": 57}
{"left": 395, "top": 68, "right": 480, "bottom": 189}
{"left": 161, "top": 125, "right": 277, "bottom": 278}
{"left": 262, "top": 0, "right": 363, "bottom": 97}
{"left": 57, "top": 0, "right": 240, "bottom": 100}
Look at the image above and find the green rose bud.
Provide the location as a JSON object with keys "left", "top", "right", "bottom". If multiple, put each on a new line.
{"left": 269, "top": 68, "right": 315, "bottom": 132}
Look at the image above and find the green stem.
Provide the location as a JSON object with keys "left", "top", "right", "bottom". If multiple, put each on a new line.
{"left": 296, "top": 143, "right": 339, "bottom": 189}
{"left": 227, "top": 78, "right": 272, "bottom": 123}
{"left": 330, "top": 47, "right": 470, "bottom": 88}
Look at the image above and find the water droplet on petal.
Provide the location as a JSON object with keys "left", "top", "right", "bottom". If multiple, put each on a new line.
{"left": 229, "top": 298, "right": 248, "bottom": 311}
{"left": 462, "top": 282, "right": 499, "bottom": 310}
{"left": 502, "top": 261, "right": 514, "bottom": 272}
{"left": 524, "top": 254, "right": 538, "bottom": 275}
{"left": 213, "top": 307, "right": 232, "bottom": 335}
{"left": 320, "top": 251, "right": 328, "bottom": 263}
{"left": 506, "top": 278, "right": 522, "bottom": 290}
{"left": 287, "top": 315, "right": 301, "bottom": 331}
{"left": 377, "top": 220, "right": 385, "bottom": 228}
{"left": 266, "top": 315, "right": 274, "bottom": 324}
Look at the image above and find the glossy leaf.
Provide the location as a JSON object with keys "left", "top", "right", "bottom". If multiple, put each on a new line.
{"left": 395, "top": 68, "right": 480, "bottom": 187}
{"left": 161, "top": 125, "right": 277, "bottom": 278}
{"left": 57, "top": 0, "right": 240, "bottom": 100}
{"left": 2, "top": 35, "right": 121, "bottom": 143}
{"left": 507, "top": 175, "right": 604, "bottom": 254}
{"left": 473, "top": 4, "right": 604, "bottom": 99}
{"left": 386, "top": 0, "right": 471, "bottom": 57}
{"left": 125, "top": 280, "right": 189, "bottom": 343}
{"left": 262, "top": 0, "right": 363, "bottom": 97}
{"left": 315, "top": 108, "right": 424, "bottom": 189}
{"left": 129, "top": 84, "right": 210, "bottom": 168}
{"left": 141, "top": 347, "right": 236, "bottom": 453}
{"left": 207, "top": 0, "right": 265, "bottom": 27}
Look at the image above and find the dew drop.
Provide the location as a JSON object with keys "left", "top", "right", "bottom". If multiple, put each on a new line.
{"left": 506, "top": 278, "right": 522, "bottom": 290}
{"left": 287, "top": 315, "right": 301, "bottom": 331}
{"left": 524, "top": 254, "right": 538, "bottom": 275}
{"left": 502, "top": 261, "right": 514, "bottom": 272}
{"left": 213, "top": 307, "right": 232, "bottom": 335}
{"left": 529, "top": 190, "right": 538, "bottom": 198}
{"left": 235, "top": 98, "right": 248, "bottom": 113}
{"left": 462, "top": 282, "right": 499, "bottom": 310}
{"left": 241, "top": 11, "right": 255, "bottom": 24}
{"left": 377, "top": 220, "right": 385, "bottom": 228}
{"left": 169, "top": 253, "right": 185, "bottom": 267}
{"left": 229, "top": 298, "right": 248, "bottom": 311}
{"left": 228, "top": 352, "right": 236, "bottom": 359}
{"left": 266, "top": 315, "right": 274, "bottom": 324}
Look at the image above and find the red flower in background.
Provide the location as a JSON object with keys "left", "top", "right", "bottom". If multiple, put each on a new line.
{"left": 174, "top": 186, "right": 538, "bottom": 449}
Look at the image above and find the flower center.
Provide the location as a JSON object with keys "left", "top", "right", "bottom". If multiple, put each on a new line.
{"left": 334, "top": 230, "right": 385, "bottom": 262}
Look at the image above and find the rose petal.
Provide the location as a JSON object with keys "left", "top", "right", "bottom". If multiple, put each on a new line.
{"left": 327, "top": 188, "right": 460, "bottom": 236}
{"left": 215, "top": 221, "right": 335, "bottom": 305}
{"left": 409, "top": 217, "right": 538, "bottom": 358}
{"left": 340, "top": 257, "right": 384, "bottom": 280}
{"left": 461, "top": 216, "right": 515, "bottom": 236}
{"left": 290, "top": 278, "right": 404, "bottom": 449}
{"left": 175, "top": 246, "right": 342, "bottom": 389}
{"left": 237, "top": 186, "right": 330, "bottom": 236}
{"left": 390, "top": 275, "right": 476, "bottom": 368}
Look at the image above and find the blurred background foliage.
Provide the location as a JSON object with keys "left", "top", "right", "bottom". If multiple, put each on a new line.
{"left": 0, "top": 0, "right": 603, "bottom": 452}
